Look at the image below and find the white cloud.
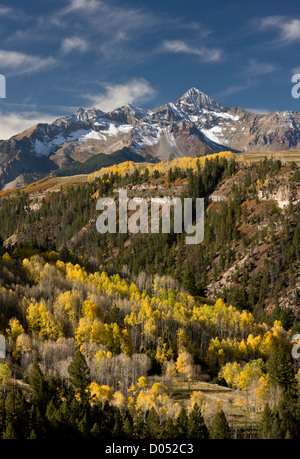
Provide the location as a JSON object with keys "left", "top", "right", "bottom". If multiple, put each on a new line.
{"left": 64, "top": 0, "right": 100, "bottom": 14}
{"left": 55, "top": 0, "right": 160, "bottom": 64}
{"left": 0, "top": 50, "right": 56, "bottom": 75}
{"left": 84, "top": 79, "right": 156, "bottom": 111}
{"left": 280, "top": 19, "right": 300, "bottom": 42}
{"left": 259, "top": 16, "right": 300, "bottom": 44}
{"left": 0, "top": 6, "right": 13, "bottom": 16}
{"left": 61, "top": 36, "right": 89, "bottom": 54}
{"left": 0, "top": 111, "right": 56, "bottom": 140}
{"left": 60, "top": 0, "right": 156, "bottom": 36}
{"left": 161, "top": 40, "right": 223, "bottom": 62}
{"left": 246, "top": 59, "right": 276, "bottom": 77}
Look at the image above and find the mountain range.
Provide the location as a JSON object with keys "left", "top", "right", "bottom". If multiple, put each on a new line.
{"left": 1, "top": 87, "right": 300, "bottom": 189}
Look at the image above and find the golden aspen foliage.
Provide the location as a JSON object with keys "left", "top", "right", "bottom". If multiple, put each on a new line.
{"left": 127, "top": 395, "right": 136, "bottom": 416}
{"left": 2, "top": 252, "right": 12, "bottom": 265}
{"left": 6, "top": 318, "right": 24, "bottom": 341}
{"left": 74, "top": 316, "right": 102, "bottom": 346}
{"left": 165, "top": 360, "right": 177, "bottom": 378}
{"left": 26, "top": 300, "right": 63, "bottom": 340}
{"left": 137, "top": 376, "right": 147, "bottom": 388}
{"left": 219, "top": 362, "right": 241, "bottom": 388}
{"left": 255, "top": 374, "right": 270, "bottom": 409}
{"left": 15, "top": 333, "right": 32, "bottom": 356}
{"left": 175, "top": 348, "right": 194, "bottom": 382}
{"left": 89, "top": 152, "right": 235, "bottom": 182}
{"left": 189, "top": 391, "right": 206, "bottom": 411}
{"left": 0, "top": 364, "right": 11, "bottom": 390}
{"left": 81, "top": 300, "right": 98, "bottom": 320}
{"left": 54, "top": 290, "right": 82, "bottom": 325}
{"left": 88, "top": 382, "right": 113, "bottom": 405}
{"left": 112, "top": 391, "right": 126, "bottom": 410}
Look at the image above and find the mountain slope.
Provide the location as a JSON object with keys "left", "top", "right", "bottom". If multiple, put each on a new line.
{"left": 1, "top": 87, "right": 300, "bottom": 189}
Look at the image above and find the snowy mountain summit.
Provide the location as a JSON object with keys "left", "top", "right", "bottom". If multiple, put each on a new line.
{"left": 1, "top": 87, "right": 300, "bottom": 189}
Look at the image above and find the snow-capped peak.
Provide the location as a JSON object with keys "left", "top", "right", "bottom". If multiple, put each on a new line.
{"left": 176, "top": 87, "right": 225, "bottom": 114}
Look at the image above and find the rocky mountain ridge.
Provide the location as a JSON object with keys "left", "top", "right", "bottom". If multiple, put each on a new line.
{"left": 1, "top": 87, "right": 300, "bottom": 189}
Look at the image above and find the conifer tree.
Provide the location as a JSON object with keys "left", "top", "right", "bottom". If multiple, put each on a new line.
{"left": 258, "top": 404, "right": 273, "bottom": 439}
{"left": 91, "top": 422, "right": 101, "bottom": 439}
{"left": 209, "top": 410, "right": 230, "bottom": 439}
{"left": 28, "top": 361, "right": 47, "bottom": 408}
{"left": 68, "top": 350, "right": 91, "bottom": 397}
{"left": 2, "top": 422, "right": 18, "bottom": 439}
{"left": 175, "top": 407, "right": 188, "bottom": 439}
{"left": 163, "top": 417, "right": 177, "bottom": 439}
{"left": 112, "top": 410, "right": 124, "bottom": 438}
{"left": 145, "top": 407, "right": 161, "bottom": 439}
{"left": 123, "top": 414, "right": 134, "bottom": 438}
{"left": 188, "top": 404, "right": 209, "bottom": 439}
{"left": 266, "top": 346, "right": 296, "bottom": 392}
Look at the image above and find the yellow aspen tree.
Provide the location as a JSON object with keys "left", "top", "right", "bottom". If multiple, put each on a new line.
{"left": 74, "top": 317, "right": 93, "bottom": 346}
{"left": 256, "top": 374, "right": 270, "bottom": 411}
{"left": 0, "top": 364, "right": 11, "bottom": 390}
{"left": 189, "top": 391, "right": 206, "bottom": 411}
{"left": 112, "top": 391, "right": 126, "bottom": 411}
{"left": 165, "top": 360, "right": 176, "bottom": 378}
{"left": 88, "top": 382, "right": 113, "bottom": 405}
{"left": 14, "top": 333, "right": 32, "bottom": 359}
{"left": 175, "top": 348, "right": 194, "bottom": 388}
{"left": 2, "top": 252, "right": 12, "bottom": 265}
{"left": 6, "top": 318, "right": 24, "bottom": 341}
{"left": 120, "top": 329, "right": 132, "bottom": 356}
{"left": 137, "top": 376, "right": 147, "bottom": 388}
{"left": 219, "top": 362, "right": 241, "bottom": 388}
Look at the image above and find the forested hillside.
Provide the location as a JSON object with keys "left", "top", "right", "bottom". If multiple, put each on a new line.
{"left": 0, "top": 153, "right": 299, "bottom": 439}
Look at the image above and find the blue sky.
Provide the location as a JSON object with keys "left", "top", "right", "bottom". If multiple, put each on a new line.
{"left": 0, "top": 0, "right": 300, "bottom": 138}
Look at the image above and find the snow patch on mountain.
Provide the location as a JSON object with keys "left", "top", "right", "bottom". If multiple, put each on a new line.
{"left": 100, "top": 123, "right": 133, "bottom": 136}
{"left": 201, "top": 126, "right": 224, "bottom": 145}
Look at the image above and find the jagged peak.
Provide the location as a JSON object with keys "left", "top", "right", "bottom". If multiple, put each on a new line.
{"left": 185, "top": 87, "right": 205, "bottom": 96}
{"left": 176, "top": 87, "right": 225, "bottom": 112}
{"left": 178, "top": 87, "right": 211, "bottom": 100}
{"left": 52, "top": 107, "right": 104, "bottom": 126}
{"left": 111, "top": 103, "right": 148, "bottom": 115}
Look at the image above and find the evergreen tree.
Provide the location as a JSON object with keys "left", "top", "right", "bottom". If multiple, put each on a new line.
{"left": 144, "top": 407, "right": 161, "bottom": 439}
{"left": 275, "top": 390, "right": 300, "bottom": 439}
{"left": 112, "top": 410, "right": 124, "bottom": 438}
{"left": 209, "top": 410, "right": 231, "bottom": 439}
{"left": 2, "top": 422, "right": 18, "bottom": 439}
{"left": 90, "top": 422, "right": 101, "bottom": 439}
{"left": 68, "top": 350, "right": 91, "bottom": 397}
{"left": 28, "top": 361, "right": 47, "bottom": 409}
{"left": 78, "top": 413, "right": 90, "bottom": 438}
{"left": 4, "top": 389, "right": 29, "bottom": 439}
{"left": 182, "top": 267, "right": 198, "bottom": 296}
{"left": 123, "top": 414, "right": 134, "bottom": 438}
{"left": 163, "top": 417, "right": 177, "bottom": 439}
{"left": 258, "top": 404, "right": 273, "bottom": 439}
{"left": 188, "top": 404, "right": 209, "bottom": 439}
{"left": 175, "top": 407, "right": 188, "bottom": 439}
{"left": 266, "top": 346, "right": 296, "bottom": 392}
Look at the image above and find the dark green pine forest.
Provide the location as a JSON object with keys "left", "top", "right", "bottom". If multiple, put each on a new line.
{"left": 0, "top": 154, "right": 299, "bottom": 439}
